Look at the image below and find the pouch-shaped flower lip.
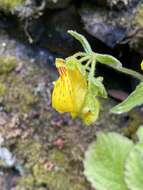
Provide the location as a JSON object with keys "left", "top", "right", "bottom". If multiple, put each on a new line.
{"left": 52, "top": 58, "right": 87, "bottom": 118}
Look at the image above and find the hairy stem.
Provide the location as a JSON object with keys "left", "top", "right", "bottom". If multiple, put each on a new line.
{"left": 110, "top": 65, "right": 143, "bottom": 82}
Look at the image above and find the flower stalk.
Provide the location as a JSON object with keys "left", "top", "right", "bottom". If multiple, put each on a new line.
{"left": 51, "top": 30, "right": 143, "bottom": 125}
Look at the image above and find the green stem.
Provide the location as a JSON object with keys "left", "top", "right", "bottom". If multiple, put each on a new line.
{"left": 90, "top": 58, "right": 96, "bottom": 77}
{"left": 85, "top": 60, "right": 91, "bottom": 69}
{"left": 73, "top": 52, "right": 87, "bottom": 58}
{"left": 79, "top": 56, "right": 90, "bottom": 63}
{"left": 110, "top": 65, "right": 143, "bottom": 82}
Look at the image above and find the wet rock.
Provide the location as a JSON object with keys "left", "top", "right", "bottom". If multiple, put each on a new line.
{"left": 80, "top": 1, "right": 143, "bottom": 52}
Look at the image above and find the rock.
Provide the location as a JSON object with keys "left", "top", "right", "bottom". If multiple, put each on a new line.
{"left": 0, "top": 147, "right": 15, "bottom": 167}
{"left": 0, "top": 0, "right": 71, "bottom": 18}
{"left": 90, "top": 0, "right": 135, "bottom": 9}
{"left": 0, "top": 27, "right": 55, "bottom": 65}
{"left": 129, "top": 2, "right": 143, "bottom": 55}
{"left": 4, "top": 4, "right": 84, "bottom": 56}
{"left": 80, "top": 1, "right": 143, "bottom": 52}
{"left": 13, "top": 0, "right": 45, "bottom": 19}
{"left": 80, "top": 3, "right": 127, "bottom": 48}
{"left": 38, "top": 6, "right": 85, "bottom": 56}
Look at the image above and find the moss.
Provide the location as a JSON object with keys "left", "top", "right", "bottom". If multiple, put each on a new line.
{"left": 48, "top": 149, "right": 69, "bottom": 168}
{"left": 0, "top": 74, "right": 38, "bottom": 113}
{"left": 15, "top": 139, "right": 43, "bottom": 169}
{"left": 16, "top": 175, "right": 35, "bottom": 189}
{"left": 0, "top": 56, "right": 38, "bottom": 113}
{"left": 33, "top": 168, "right": 83, "bottom": 190}
{"left": 0, "top": 0, "right": 25, "bottom": 10}
{"left": 0, "top": 56, "right": 17, "bottom": 74}
{"left": 17, "top": 86, "right": 37, "bottom": 113}
{"left": 31, "top": 150, "right": 87, "bottom": 190}
{"left": 123, "top": 110, "right": 143, "bottom": 138}
{"left": 16, "top": 147, "right": 87, "bottom": 190}
{"left": 0, "top": 83, "right": 7, "bottom": 95}
{"left": 31, "top": 150, "right": 68, "bottom": 185}
{"left": 133, "top": 4, "right": 143, "bottom": 27}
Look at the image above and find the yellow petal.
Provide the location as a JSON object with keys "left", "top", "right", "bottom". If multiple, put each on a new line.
{"left": 68, "top": 65, "right": 87, "bottom": 113}
{"left": 141, "top": 60, "right": 143, "bottom": 70}
{"left": 52, "top": 59, "right": 74, "bottom": 112}
{"left": 52, "top": 58, "right": 87, "bottom": 116}
{"left": 52, "top": 76, "right": 74, "bottom": 113}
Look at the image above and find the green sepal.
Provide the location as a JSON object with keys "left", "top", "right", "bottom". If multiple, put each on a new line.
{"left": 80, "top": 92, "right": 100, "bottom": 125}
{"left": 66, "top": 56, "right": 86, "bottom": 76}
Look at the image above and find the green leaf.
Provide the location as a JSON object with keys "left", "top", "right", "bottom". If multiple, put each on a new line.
{"left": 84, "top": 132, "right": 134, "bottom": 190}
{"left": 96, "top": 53, "right": 122, "bottom": 68}
{"left": 111, "top": 82, "right": 143, "bottom": 114}
{"left": 136, "top": 126, "right": 143, "bottom": 143}
{"left": 96, "top": 54, "right": 143, "bottom": 81}
{"left": 68, "top": 30, "right": 92, "bottom": 53}
{"left": 125, "top": 143, "right": 143, "bottom": 190}
{"left": 89, "top": 76, "right": 107, "bottom": 98}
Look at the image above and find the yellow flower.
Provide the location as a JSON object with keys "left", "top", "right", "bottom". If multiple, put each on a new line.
{"left": 52, "top": 57, "right": 100, "bottom": 125}
{"left": 141, "top": 60, "right": 143, "bottom": 70}
{"left": 52, "top": 58, "right": 87, "bottom": 118}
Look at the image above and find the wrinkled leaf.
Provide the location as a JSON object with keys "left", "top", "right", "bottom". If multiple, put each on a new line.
{"left": 84, "top": 132, "right": 133, "bottom": 190}
{"left": 96, "top": 53, "right": 122, "bottom": 68}
{"left": 111, "top": 82, "right": 143, "bottom": 114}
{"left": 125, "top": 143, "right": 143, "bottom": 190}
